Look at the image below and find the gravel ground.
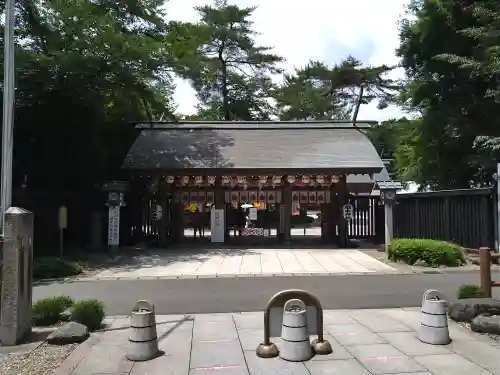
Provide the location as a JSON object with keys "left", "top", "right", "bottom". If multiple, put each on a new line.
{"left": 0, "top": 342, "right": 78, "bottom": 375}
{"left": 457, "top": 321, "right": 500, "bottom": 343}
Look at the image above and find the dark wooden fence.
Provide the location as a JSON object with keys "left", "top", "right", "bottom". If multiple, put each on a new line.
{"left": 394, "top": 188, "right": 495, "bottom": 249}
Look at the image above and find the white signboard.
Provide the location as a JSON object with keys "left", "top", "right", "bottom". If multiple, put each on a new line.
{"left": 108, "top": 206, "right": 120, "bottom": 246}
{"left": 211, "top": 208, "right": 225, "bottom": 243}
{"left": 342, "top": 203, "right": 354, "bottom": 221}
{"left": 249, "top": 207, "right": 258, "bottom": 221}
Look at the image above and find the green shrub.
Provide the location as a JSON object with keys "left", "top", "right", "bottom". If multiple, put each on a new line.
{"left": 70, "top": 299, "right": 105, "bottom": 331}
{"left": 33, "top": 257, "right": 83, "bottom": 279}
{"left": 458, "top": 284, "right": 484, "bottom": 299}
{"left": 389, "top": 238, "right": 466, "bottom": 267}
{"left": 32, "top": 296, "right": 74, "bottom": 326}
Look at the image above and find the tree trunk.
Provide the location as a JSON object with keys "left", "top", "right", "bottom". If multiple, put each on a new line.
{"left": 218, "top": 48, "right": 230, "bottom": 121}
{"left": 351, "top": 85, "right": 364, "bottom": 125}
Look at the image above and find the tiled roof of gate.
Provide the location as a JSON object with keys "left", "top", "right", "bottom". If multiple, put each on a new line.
{"left": 122, "top": 121, "right": 385, "bottom": 171}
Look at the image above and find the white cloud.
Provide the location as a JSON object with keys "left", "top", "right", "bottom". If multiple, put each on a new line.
{"left": 165, "top": 0, "right": 409, "bottom": 122}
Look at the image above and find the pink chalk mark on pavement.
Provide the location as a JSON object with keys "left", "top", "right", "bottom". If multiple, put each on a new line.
{"left": 191, "top": 365, "right": 243, "bottom": 371}
{"left": 363, "top": 356, "right": 404, "bottom": 361}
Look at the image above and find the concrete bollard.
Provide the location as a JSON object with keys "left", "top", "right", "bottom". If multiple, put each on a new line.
{"left": 418, "top": 289, "right": 451, "bottom": 345}
{"left": 279, "top": 298, "right": 312, "bottom": 362}
{"left": 126, "top": 300, "right": 160, "bottom": 361}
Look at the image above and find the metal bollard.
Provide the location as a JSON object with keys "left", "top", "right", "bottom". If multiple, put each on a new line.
{"left": 418, "top": 289, "right": 451, "bottom": 345}
{"left": 126, "top": 300, "right": 160, "bottom": 361}
{"left": 279, "top": 299, "right": 312, "bottom": 362}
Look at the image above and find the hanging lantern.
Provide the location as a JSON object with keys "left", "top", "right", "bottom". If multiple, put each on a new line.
{"left": 331, "top": 174, "right": 339, "bottom": 184}
{"left": 259, "top": 175, "right": 268, "bottom": 184}
{"left": 237, "top": 176, "right": 246, "bottom": 184}
{"left": 195, "top": 176, "right": 204, "bottom": 185}
{"left": 222, "top": 176, "right": 231, "bottom": 184}
{"left": 316, "top": 175, "right": 325, "bottom": 184}
{"left": 207, "top": 176, "right": 216, "bottom": 185}
{"left": 287, "top": 175, "right": 296, "bottom": 184}
{"left": 182, "top": 176, "right": 190, "bottom": 185}
{"left": 166, "top": 176, "right": 175, "bottom": 184}
{"left": 302, "top": 175, "right": 310, "bottom": 184}
{"left": 273, "top": 175, "right": 282, "bottom": 184}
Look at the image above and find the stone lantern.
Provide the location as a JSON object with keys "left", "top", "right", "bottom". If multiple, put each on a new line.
{"left": 377, "top": 181, "right": 403, "bottom": 260}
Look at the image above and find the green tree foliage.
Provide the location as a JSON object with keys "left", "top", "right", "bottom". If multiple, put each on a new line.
{"left": 397, "top": 0, "right": 500, "bottom": 188}
{"left": 181, "top": 0, "right": 283, "bottom": 120}
{"left": 274, "top": 61, "right": 350, "bottom": 121}
{"left": 3, "top": 0, "right": 179, "bottom": 193}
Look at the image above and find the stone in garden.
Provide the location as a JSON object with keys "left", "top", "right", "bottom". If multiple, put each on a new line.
{"left": 471, "top": 314, "right": 500, "bottom": 335}
{"left": 448, "top": 298, "right": 500, "bottom": 322}
{"left": 46, "top": 322, "right": 89, "bottom": 345}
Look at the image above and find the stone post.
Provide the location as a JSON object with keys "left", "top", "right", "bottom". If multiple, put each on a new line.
{"left": 1, "top": 207, "right": 34, "bottom": 346}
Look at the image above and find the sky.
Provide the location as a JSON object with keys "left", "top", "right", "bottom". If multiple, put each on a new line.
{"left": 164, "top": 0, "right": 410, "bottom": 122}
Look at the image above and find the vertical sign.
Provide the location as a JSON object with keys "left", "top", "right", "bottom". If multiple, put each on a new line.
{"left": 108, "top": 206, "right": 120, "bottom": 246}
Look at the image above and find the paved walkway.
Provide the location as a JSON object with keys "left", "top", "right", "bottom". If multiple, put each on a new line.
{"left": 54, "top": 308, "right": 500, "bottom": 375}
{"left": 92, "top": 249, "right": 398, "bottom": 280}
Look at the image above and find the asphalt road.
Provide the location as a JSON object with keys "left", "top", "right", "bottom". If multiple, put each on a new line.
{"left": 33, "top": 271, "right": 500, "bottom": 315}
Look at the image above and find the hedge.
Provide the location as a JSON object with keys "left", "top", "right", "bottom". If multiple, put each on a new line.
{"left": 389, "top": 238, "right": 466, "bottom": 267}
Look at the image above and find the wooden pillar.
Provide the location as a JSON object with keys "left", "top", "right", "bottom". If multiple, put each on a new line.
{"left": 283, "top": 177, "right": 292, "bottom": 243}
{"left": 325, "top": 182, "right": 339, "bottom": 243}
{"left": 214, "top": 176, "right": 226, "bottom": 242}
{"left": 157, "top": 178, "right": 169, "bottom": 247}
{"left": 337, "top": 174, "right": 348, "bottom": 247}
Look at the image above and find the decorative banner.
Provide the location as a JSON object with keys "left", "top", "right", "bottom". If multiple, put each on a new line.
{"left": 292, "top": 192, "right": 299, "bottom": 202}
{"left": 182, "top": 192, "right": 190, "bottom": 205}
{"left": 182, "top": 176, "right": 190, "bottom": 185}
{"left": 317, "top": 191, "right": 326, "bottom": 204}
{"left": 206, "top": 191, "right": 214, "bottom": 204}
{"left": 237, "top": 176, "right": 246, "bottom": 184}
{"left": 198, "top": 191, "right": 206, "bottom": 203}
{"left": 166, "top": 176, "right": 175, "bottom": 184}
{"left": 316, "top": 175, "right": 325, "bottom": 184}
{"left": 300, "top": 192, "right": 309, "bottom": 203}
{"left": 258, "top": 191, "right": 266, "bottom": 202}
{"left": 259, "top": 176, "right": 268, "bottom": 184}
{"left": 195, "top": 176, "right": 204, "bottom": 185}
{"left": 272, "top": 175, "right": 281, "bottom": 185}
{"left": 108, "top": 206, "right": 120, "bottom": 246}
{"left": 331, "top": 174, "right": 339, "bottom": 184}
{"left": 230, "top": 192, "right": 239, "bottom": 205}
{"left": 239, "top": 191, "right": 249, "bottom": 203}
{"left": 249, "top": 191, "right": 258, "bottom": 202}
{"left": 190, "top": 191, "right": 199, "bottom": 203}
{"left": 222, "top": 176, "right": 231, "bottom": 184}
{"left": 267, "top": 191, "right": 276, "bottom": 204}
{"left": 308, "top": 191, "right": 317, "bottom": 204}
{"left": 208, "top": 176, "right": 216, "bottom": 185}
{"left": 287, "top": 175, "right": 296, "bottom": 184}
{"left": 302, "top": 175, "right": 310, "bottom": 184}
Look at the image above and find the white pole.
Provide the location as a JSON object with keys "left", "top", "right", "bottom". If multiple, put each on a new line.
{"left": 496, "top": 163, "right": 500, "bottom": 251}
{"left": 384, "top": 203, "right": 393, "bottom": 261}
{"left": 1, "top": 0, "right": 16, "bottom": 234}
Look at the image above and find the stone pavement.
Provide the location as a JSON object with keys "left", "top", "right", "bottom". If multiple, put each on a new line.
{"left": 54, "top": 308, "right": 500, "bottom": 375}
{"left": 91, "top": 249, "right": 398, "bottom": 280}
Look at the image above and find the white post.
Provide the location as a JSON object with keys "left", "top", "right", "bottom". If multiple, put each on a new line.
{"left": 384, "top": 203, "right": 393, "bottom": 261}
{"left": 0, "top": 0, "right": 16, "bottom": 234}
{"left": 496, "top": 163, "right": 500, "bottom": 251}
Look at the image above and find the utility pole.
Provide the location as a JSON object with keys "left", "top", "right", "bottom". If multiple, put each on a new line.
{"left": 1, "top": 0, "right": 16, "bottom": 234}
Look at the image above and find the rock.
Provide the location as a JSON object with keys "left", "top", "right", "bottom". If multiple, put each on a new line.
{"left": 448, "top": 298, "right": 500, "bottom": 322}
{"left": 471, "top": 314, "right": 500, "bottom": 335}
{"left": 46, "top": 322, "right": 89, "bottom": 345}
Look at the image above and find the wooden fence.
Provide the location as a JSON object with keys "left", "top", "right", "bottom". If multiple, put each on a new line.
{"left": 394, "top": 188, "right": 495, "bottom": 249}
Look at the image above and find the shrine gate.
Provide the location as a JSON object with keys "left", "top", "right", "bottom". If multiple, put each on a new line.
{"left": 120, "top": 120, "right": 386, "bottom": 246}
